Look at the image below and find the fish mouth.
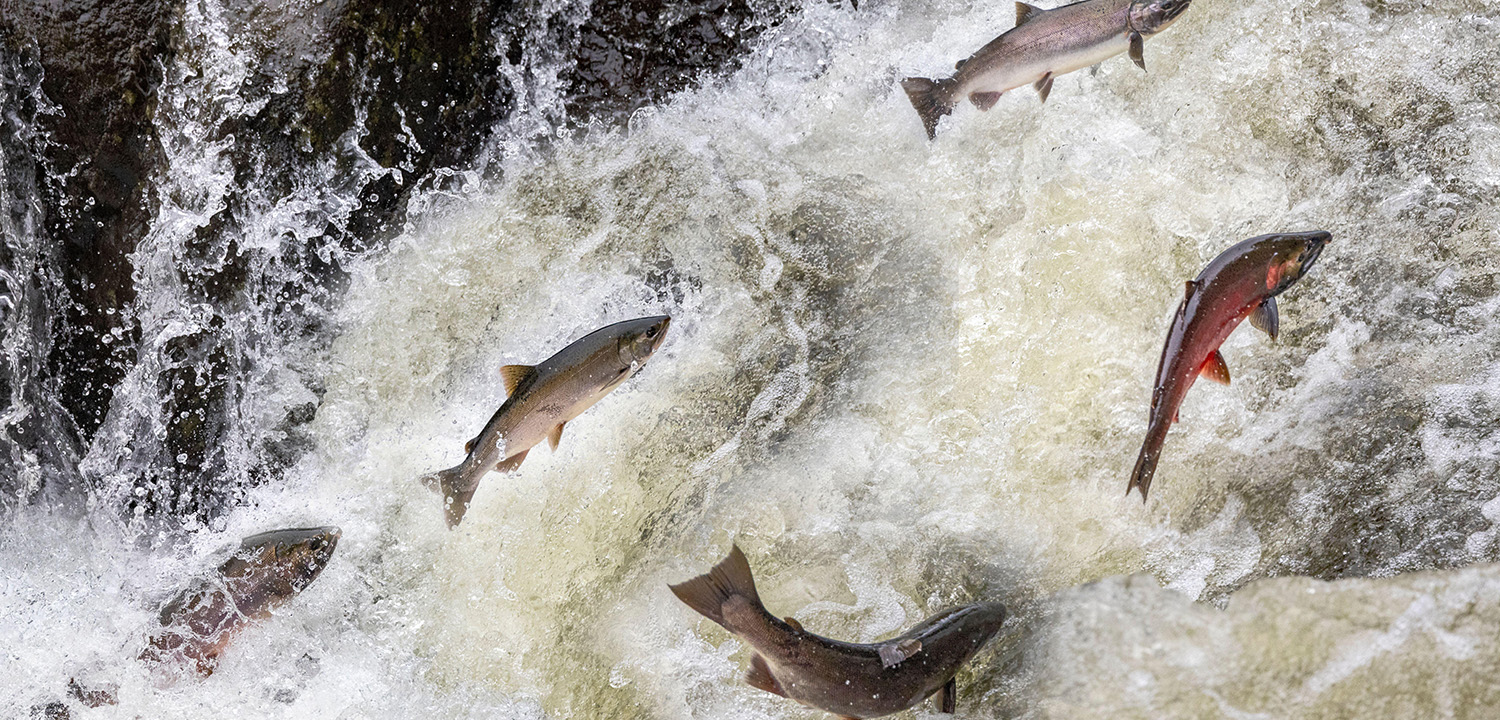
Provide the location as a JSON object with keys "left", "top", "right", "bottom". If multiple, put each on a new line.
{"left": 1298, "top": 230, "right": 1330, "bottom": 272}
{"left": 650, "top": 317, "right": 671, "bottom": 353}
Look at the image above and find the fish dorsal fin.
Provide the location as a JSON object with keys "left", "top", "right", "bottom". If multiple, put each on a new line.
{"left": 464, "top": 436, "right": 478, "bottom": 454}
{"left": 1183, "top": 280, "right": 1200, "bottom": 301}
{"left": 877, "top": 638, "right": 923, "bottom": 668}
{"left": 1015, "top": 1, "right": 1043, "bottom": 25}
{"left": 783, "top": 616, "right": 803, "bottom": 632}
{"left": 1250, "top": 297, "right": 1280, "bottom": 340}
{"left": 499, "top": 365, "right": 535, "bottom": 396}
{"left": 1200, "top": 350, "right": 1231, "bottom": 386}
{"left": 547, "top": 422, "right": 565, "bottom": 451}
{"left": 746, "top": 653, "right": 786, "bottom": 697}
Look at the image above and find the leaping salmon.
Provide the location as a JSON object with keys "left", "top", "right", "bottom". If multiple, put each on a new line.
{"left": 1128, "top": 231, "right": 1331, "bottom": 502}
{"left": 670, "top": 545, "right": 1007, "bottom": 718}
{"left": 420, "top": 315, "right": 671, "bottom": 527}
{"left": 901, "top": 0, "right": 1192, "bottom": 139}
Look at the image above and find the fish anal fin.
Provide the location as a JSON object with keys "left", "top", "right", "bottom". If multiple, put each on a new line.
{"left": 878, "top": 638, "right": 923, "bottom": 668}
{"left": 1034, "top": 72, "right": 1053, "bottom": 103}
{"left": 746, "top": 653, "right": 786, "bottom": 697}
{"left": 938, "top": 677, "right": 956, "bottom": 714}
{"left": 547, "top": 423, "right": 565, "bottom": 451}
{"left": 969, "top": 91, "right": 1002, "bottom": 111}
{"left": 1250, "top": 297, "right": 1280, "bottom": 340}
{"left": 1015, "top": 1, "right": 1043, "bottom": 25}
{"left": 1129, "top": 32, "right": 1146, "bottom": 70}
{"left": 496, "top": 448, "right": 528, "bottom": 474}
{"left": 783, "top": 616, "right": 803, "bottom": 632}
{"left": 499, "top": 365, "right": 535, "bottom": 397}
{"left": 1200, "top": 350, "right": 1231, "bottom": 386}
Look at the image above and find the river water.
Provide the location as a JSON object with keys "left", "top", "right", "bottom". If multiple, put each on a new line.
{"left": 5, "top": 0, "right": 1500, "bottom": 717}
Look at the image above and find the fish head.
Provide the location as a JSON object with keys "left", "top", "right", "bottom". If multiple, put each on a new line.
{"left": 611, "top": 315, "right": 672, "bottom": 377}
{"left": 956, "top": 601, "right": 1009, "bottom": 641}
{"left": 236, "top": 526, "right": 342, "bottom": 593}
{"left": 1260, "top": 230, "right": 1330, "bottom": 296}
{"left": 1129, "top": 0, "right": 1192, "bottom": 36}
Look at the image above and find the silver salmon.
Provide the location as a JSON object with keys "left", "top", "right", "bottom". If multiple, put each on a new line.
{"left": 670, "top": 546, "right": 1007, "bottom": 718}
{"left": 421, "top": 315, "right": 671, "bottom": 527}
{"left": 1128, "top": 231, "right": 1330, "bottom": 501}
{"left": 902, "top": 0, "right": 1191, "bottom": 139}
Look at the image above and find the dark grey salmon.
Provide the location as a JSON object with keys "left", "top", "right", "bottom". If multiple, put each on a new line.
{"left": 1128, "top": 231, "right": 1330, "bottom": 501}
{"left": 670, "top": 546, "right": 1006, "bottom": 718}
{"left": 420, "top": 315, "right": 671, "bottom": 527}
{"left": 138, "top": 526, "right": 341, "bottom": 678}
{"left": 902, "top": 0, "right": 1191, "bottom": 139}
{"left": 58, "top": 527, "right": 341, "bottom": 710}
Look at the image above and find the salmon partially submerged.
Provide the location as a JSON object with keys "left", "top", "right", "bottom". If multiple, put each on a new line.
{"left": 901, "top": 0, "right": 1192, "bottom": 139}
{"left": 670, "top": 546, "right": 1007, "bottom": 718}
{"left": 420, "top": 315, "right": 671, "bottom": 527}
{"left": 140, "top": 526, "right": 342, "bottom": 677}
{"left": 1128, "top": 231, "right": 1331, "bottom": 501}
{"left": 62, "top": 527, "right": 341, "bottom": 710}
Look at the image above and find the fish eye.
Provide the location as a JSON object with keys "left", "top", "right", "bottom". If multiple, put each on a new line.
{"left": 645, "top": 326, "right": 658, "bottom": 339}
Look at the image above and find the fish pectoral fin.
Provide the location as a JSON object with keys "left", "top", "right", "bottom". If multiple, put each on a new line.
{"left": 1034, "top": 72, "right": 1054, "bottom": 103}
{"left": 1200, "top": 350, "right": 1231, "bottom": 386}
{"left": 499, "top": 364, "right": 536, "bottom": 397}
{"left": 783, "top": 616, "right": 803, "bottom": 632}
{"left": 969, "top": 91, "right": 1002, "bottom": 111}
{"left": 938, "top": 677, "right": 957, "bottom": 714}
{"left": 1129, "top": 32, "right": 1146, "bottom": 71}
{"left": 878, "top": 638, "right": 923, "bottom": 668}
{"left": 746, "top": 653, "right": 786, "bottom": 697}
{"left": 1250, "top": 297, "right": 1280, "bottom": 341}
{"left": 1014, "top": 1, "right": 1043, "bottom": 25}
{"left": 496, "top": 449, "right": 529, "bottom": 474}
{"left": 547, "top": 423, "right": 566, "bottom": 451}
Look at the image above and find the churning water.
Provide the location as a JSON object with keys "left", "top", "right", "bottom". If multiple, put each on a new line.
{"left": 5, "top": 0, "right": 1500, "bottom": 716}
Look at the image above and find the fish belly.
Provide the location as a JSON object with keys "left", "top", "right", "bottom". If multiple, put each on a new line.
{"left": 961, "top": 34, "right": 1129, "bottom": 98}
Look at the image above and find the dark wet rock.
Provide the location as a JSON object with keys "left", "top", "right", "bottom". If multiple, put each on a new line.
{"left": 1, "top": 0, "right": 172, "bottom": 443}
{"left": 566, "top": 0, "right": 790, "bottom": 122}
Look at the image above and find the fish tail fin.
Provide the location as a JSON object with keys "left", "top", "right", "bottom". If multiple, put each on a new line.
{"left": 900, "top": 77, "right": 958, "bottom": 140}
{"left": 668, "top": 545, "right": 762, "bottom": 629}
{"left": 420, "top": 465, "right": 475, "bottom": 528}
{"left": 1127, "top": 428, "right": 1165, "bottom": 502}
